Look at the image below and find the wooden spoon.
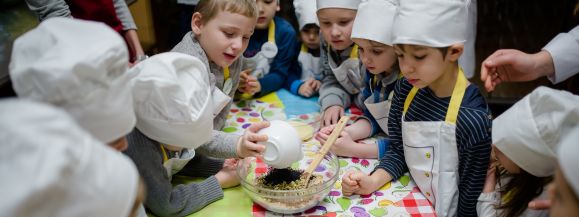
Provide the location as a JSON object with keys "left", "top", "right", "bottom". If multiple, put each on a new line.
{"left": 303, "top": 116, "right": 349, "bottom": 187}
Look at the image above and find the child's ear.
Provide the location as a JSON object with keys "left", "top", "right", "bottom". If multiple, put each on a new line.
{"left": 446, "top": 43, "right": 464, "bottom": 62}
{"left": 191, "top": 12, "right": 203, "bottom": 35}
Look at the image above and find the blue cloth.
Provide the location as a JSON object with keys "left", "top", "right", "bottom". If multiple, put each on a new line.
{"left": 244, "top": 16, "right": 302, "bottom": 97}
{"left": 376, "top": 77, "right": 492, "bottom": 217}
{"left": 276, "top": 89, "right": 319, "bottom": 117}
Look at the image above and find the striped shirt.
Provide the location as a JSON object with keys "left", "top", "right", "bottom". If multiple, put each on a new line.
{"left": 376, "top": 78, "right": 492, "bottom": 217}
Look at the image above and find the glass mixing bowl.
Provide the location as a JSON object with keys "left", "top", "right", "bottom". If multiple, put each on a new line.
{"left": 237, "top": 152, "right": 339, "bottom": 214}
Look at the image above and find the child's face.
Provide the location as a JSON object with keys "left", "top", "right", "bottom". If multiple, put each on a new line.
{"left": 255, "top": 0, "right": 279, "bottom": 29}
{"left": 192, "top": 10, "right": 256, "bottom": 68}
{"left": 550, "top": 167, "right": 579, "bottom": 217}
{"left": 317, "top": 8, "right": 356, "bottom": 50}
{"left": 492, "top": 144, "right": 521, "bottom": 174}
{"left": 394, "top": 44, "right": 461, "bottom": 89}
{"left": 353, "top": 38, "right": 396, "bottom": 75}
{"left": 300, "top": 25, "right": 320, "bottom": 50}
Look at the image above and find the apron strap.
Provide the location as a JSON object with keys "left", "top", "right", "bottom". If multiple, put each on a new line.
{"left": 268, "top": 20, "right": 275, "bottom": 44}
{"left": 224, "top": 67, "right": 230, "bottom": 81}
{"left": 403, "top": 67, "right": 468, "bottom": 125}
{"left": 300, "top": 43, "right": 308, "bottom": 53}
{"left": 327, "top": 44, "right": 359, "bottom": 59}
{"left": 160, "top": 144, "right": 169, "bottom": 163}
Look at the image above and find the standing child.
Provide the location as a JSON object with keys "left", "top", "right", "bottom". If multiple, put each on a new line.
{"left": 125, "top": 53, "right": 269, "bottom": 217}
{"left": 316, "top": 0, "right": 398, "bottom": 159}
{"left": 477, "top": 87, "right": 579, "bottom": 217}
{"left": 293, "top": 0, "right": 321, "bottom": 98}
{"left": 341, "top": 1, "right": 493, "bottom": 216}
{"left": 0, "top": 99, "right": 144, "bottom": 217}
{"left": 238, "top": 0, "right": 302, "bottom": 98}
{"left": 172, "top": 0, "right": 264, "bottom": 153}
{"left": 9, "top": 18, "right": 136, "bottom": 151}
{"left": 550, "top": 127, "right": 579, "bottom": 217}
{"left": 316, "top": 0, "right": 364, "bottom": 127}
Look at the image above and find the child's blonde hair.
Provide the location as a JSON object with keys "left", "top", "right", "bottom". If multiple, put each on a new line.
{"left": 196, "top": 0, "right": 258, "bottom": 24}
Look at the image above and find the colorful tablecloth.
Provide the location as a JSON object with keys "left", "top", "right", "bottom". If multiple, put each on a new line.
{"left": 184, "top": 91, "right": 436, "bottom": 217}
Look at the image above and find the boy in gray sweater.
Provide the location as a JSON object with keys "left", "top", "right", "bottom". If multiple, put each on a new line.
{"left": 125, "top": 53, "right": 269, "bottom": 217}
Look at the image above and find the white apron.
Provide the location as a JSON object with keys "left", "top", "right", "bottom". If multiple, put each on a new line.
{"left": 244, "top": 20, "right": 277, "bottom": 79}
{"left": 160, "top": 145, "right": 195, "bottom": 180}
{"left": 363, "top": 74, "right": 397, "bottom": 133}
{"left": 401, "top": 68, "right": 468, "bottom": 217}
{"left": 327, "top": 44, "right": 364, "bottom": 94}
{"left": 298, "top": 44, "right": 320, "bottom": 80}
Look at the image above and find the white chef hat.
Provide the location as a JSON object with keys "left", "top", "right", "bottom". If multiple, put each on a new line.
{"left": 131, "top": 52, "right": 213, "bottom": 149}
{"left": 392, "top": 0, "right": 469, "bottom": 47}
{"left": 493, "top": 87, "right": 579, "bottom": 177}
{"left": 558, "top": 126, "right": 579, "bottom": 197}
{"left": 294, "top": 0, "right": 319, "bottom": 30}
{"left": 9, "top": 17, "right": 136, "bottom": 144}
{"left": 317, "top": 0, "right": 361, "bottom": 11}
{"left": 0, "top": 99, "right": 139, "bottom": 217}
{"left": 351, "top": 0, "right": 398, "bottom": 46}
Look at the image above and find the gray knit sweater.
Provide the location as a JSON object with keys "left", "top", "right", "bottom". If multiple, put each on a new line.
{"left": 171, "top": 32, "right": 242, "bottom": 159}
{"left": 124, "top": 129, "right": 227, "bottom": 217}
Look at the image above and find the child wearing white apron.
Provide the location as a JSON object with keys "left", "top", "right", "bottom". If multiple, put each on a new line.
{"left": 341, "top": 1, "right": 493, "bottom": 216}
{"left": 293, "top": 0, "right": 322, "bottom": 97}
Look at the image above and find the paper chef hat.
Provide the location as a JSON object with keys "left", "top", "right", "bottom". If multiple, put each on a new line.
{"left": 131, "top": 52, "right": 213, "bottom": 149}
{"left": 493, "top": 87, "right": 579, "bottom": 177}
{"left": 393, "top": 0, "right": 469, "bottom": 47}
{"left": 9, "top": 17, "right": 136, "bottom": 143}
{"left": 351, "top": 0, "right": 398, "bottom": 46}
{"left": 0, "top": 99, "right": 139, "bottom": 217}
{"left": 294, "top": 0, "right": 319, "bottom": 30}
{"left": 317, "top": 0, "right": 361, "bottom": 11}
{"left": 558, "top": 126, "right": 579, "bottom": 198}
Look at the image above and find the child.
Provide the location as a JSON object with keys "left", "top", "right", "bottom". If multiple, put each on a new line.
{"left": 477, "top": 87, "right": 579, "bottom": 217}
{"left": 550, "top": 127, "right": 579, "bottom": 217}
{"left": 9, "top": 18, "right": 136, "bottom": 151}
{"left": 172, "top": 0, "right": 261, "bottom": 153}
{"left": 293, "top": 0, "right": 322, "bottom": 98}
{"left": 341, "top": 1, "right": 492, "bottom": 216}
{"left": 316, "top": 0, "right": 365, "bottom": 127}
{"left": 316, "top": 0, "right": 398, "bottom": 159}
{"left": 238, "top": 0, "right": 302, "bottom": 98}
{"left": 125, "top": 53, "right": 269, "bottom": 217}
{"left": 0, "top": 99, "right": 144, "bottom": 217}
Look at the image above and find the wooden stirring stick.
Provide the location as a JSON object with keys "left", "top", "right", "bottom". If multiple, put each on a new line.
{"left": 303, "top": 116, "right": 349, "bottom": 187}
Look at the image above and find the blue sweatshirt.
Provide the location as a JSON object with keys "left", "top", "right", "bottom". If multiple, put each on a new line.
{"left": 243, "top": 16, "right": 302, "bottom": 97}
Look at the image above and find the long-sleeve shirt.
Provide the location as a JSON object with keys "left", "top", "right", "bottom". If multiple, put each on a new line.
{"left": 376, "top": 77, "right": 492, "bottom": 217}
{"left": 354, "top": 69, "right": 398, "bottom": 157}
{"left": 477, "top": 176, "right": 549, "bottom": 217}
{"left": 24, "top": 0, "right": 137, "bottom": 30}
{"left": 543, "top": 25, "right": 579, "bottom": 84}
{"left": 243, "top": 16, "right": 302, "bottom": 97}
{"left": 171, "top": 32, "right": 242, "bottom": 157}
{"left": 124, "top": 129, "right": 226, "bottom": 217}
{"left": 317, "top": 36, "right": 365, "bottom": 111}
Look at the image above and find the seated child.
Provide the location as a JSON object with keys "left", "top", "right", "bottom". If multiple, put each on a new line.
{"left": 238, "top": 0, "right": 302, "bottom": 98}
{"left": 478, "top": 87, "right": 579, "bottom": 217}
{"left": 550, "top": 126, "right": 579, "bottom": 217}
{"left": 316, "top": 0, "right": 398, "bottom": 159}
{"left": 342, "top": 1, "right": 492, "bottom": 216}
{"left": 172, "top": 0, "right": 261, "bottom": 149}
{"left": 125, "top": 53, "right": 269, "bottom": 217}
{"left": 9, "top": 18, "right": 136, "bottom": 151}
{"left": 0, "top": 99, "right": 143, "bottom": 217}
{"left": 315, "top": 0, "right": 364, "bottom": 127}
{"left": 293, "top": 0, "right": 321, "bottom": 98}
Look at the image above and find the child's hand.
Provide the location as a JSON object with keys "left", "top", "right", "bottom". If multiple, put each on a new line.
{"left": 236, "top": 121, "right": 269, "bottom": 158}
{"left": 298, "top": 79, "right": 321, "bottom": 97}
{"left": 342, "top": 170, "right": 383, "bottom": 196}
{"left": 315, "top": 125, "right": 355, "bottom": 157}
{"left": 215, "top": 159, "right": 240, "bottom": 188}
{"left": 239, "top": 70, "right": 261, "bottom": 95}
{"left": 322, "top": 105, "right": 345, "bottom": 127}
{"left": 482, "top": 159, "right": 499, "bottom": 193}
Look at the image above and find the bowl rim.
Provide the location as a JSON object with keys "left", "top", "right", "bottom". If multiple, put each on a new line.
{"left": 237, "top": 152, "right": 340, "bottom": 194}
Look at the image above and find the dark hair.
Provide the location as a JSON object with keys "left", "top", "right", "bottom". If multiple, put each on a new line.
{"left": 393, "top": 44, "right": 449, "bottom": 59}
{"left": 301, "top": 23, "right": 320, "bottom": 32}
{"left": 496, "top": 169, "right": 553, "bottom": 217}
